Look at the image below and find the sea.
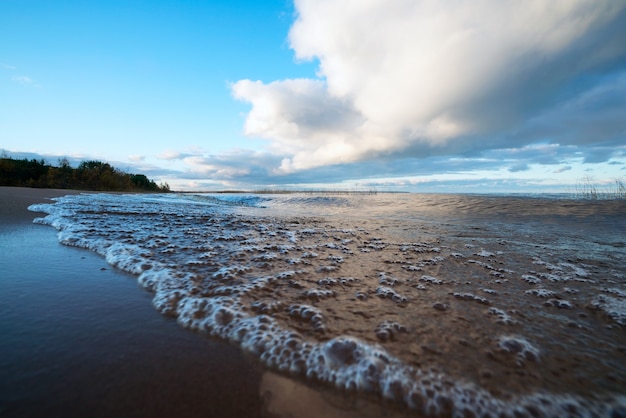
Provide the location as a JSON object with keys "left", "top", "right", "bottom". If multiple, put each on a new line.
{"left": 29, "top": 192, "right": 626, "bottom": 417}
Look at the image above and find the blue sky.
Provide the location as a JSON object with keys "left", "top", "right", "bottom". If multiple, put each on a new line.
{"left": 2, "top": 1, "right": 625, "bottom": 192}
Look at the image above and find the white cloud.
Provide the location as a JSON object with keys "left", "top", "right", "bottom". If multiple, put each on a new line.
{"left": 233, "top": 0, "right": 626, "bottom": 174}
{"left": 12, "top": 75, "right": 41, "bottom": 87}
{"left": 13, "top": 75, "right": 32, "bottom": 83}
{"left": 158, "top": 150, "right": 186, "bottom": 160}
{"left": 128, "top": 155, "right": 145, "bottom": 162}
{"left": 184, "top": 155, "right": 251, "bottom": 178}
{"left": 231, "top": 78, "right": 368, "bottom": 171}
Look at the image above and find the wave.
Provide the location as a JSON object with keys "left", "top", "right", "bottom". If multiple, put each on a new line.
{"left": 176, "top": 193, "right": 269, "bottom": 208}
{"left": 28, "top": 193, "right": 626, "bottom": 417}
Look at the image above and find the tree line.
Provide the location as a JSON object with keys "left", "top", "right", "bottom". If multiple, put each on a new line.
{"left": 0, "top": 157, "right": 170, "bottom": 192}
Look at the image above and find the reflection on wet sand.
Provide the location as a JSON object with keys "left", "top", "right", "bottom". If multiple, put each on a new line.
{"left": 260, "top": 371, "right": 412, "bottom": 418}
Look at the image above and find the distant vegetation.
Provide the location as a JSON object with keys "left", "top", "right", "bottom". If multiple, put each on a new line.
{"left": 0, "top": 157, "right": 170, "bottom": 192}
{"left": 567, "top": 176, "right": 625, "bottom": 200}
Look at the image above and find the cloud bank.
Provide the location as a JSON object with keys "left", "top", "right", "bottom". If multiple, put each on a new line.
{"left": 232, "top": 0, "right": 626, "bottom": 174}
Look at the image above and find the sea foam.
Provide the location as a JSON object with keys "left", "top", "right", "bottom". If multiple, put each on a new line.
{"left": 29, "top": 193, "right": 626, "bottom": 417}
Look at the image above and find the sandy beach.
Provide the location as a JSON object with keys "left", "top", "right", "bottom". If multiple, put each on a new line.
{"left": 5, "top": 187, "right": 624, "bottom": 417}
{"left": 0, "top": 187, "right": 402, "bottom": 418}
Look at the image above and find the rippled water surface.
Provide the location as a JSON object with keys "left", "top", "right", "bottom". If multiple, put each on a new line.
{"left": 29, "top": 193, "right": 626, "bottom": 417}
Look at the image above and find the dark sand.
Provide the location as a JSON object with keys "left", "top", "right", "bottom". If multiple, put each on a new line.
{"left": 0, "top": 187, "right": 399, "bottom": 418}
{"left": 0, "top": 187, "right": 266, "bottom": 417}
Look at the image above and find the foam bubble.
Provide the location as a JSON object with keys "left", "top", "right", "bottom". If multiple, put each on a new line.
{"left": 521, "top": 274, "right": 542, "bottom": 284}
{"left": 378, "top": 272, "right": 401, "bottom": 286}
{"left": 591, "top": 295, "right": 626, "bottom": 326}
{"left": 420, "top": 275, "right": 445, "bottom": 285}
{"left": 375, "top": 321, "right": 408, "bottom": 341}
{"left": 289, "top": 304, "right": 326, "bottom": 333}
{"left": 375, "top": 286, "right": 408, "bottom": 304}
{"left": 487, "top": 308, "right": 517, "bottom": 325}
{"left": 497, "top": 335, "right": 540, "bottom": 365}
{"left": 544, "top": 299, "right": 573, "bottom": 309}
{"left": 525, "top": 288, "right": 557, "bottom": 298}
{"left": 451, "top": 292, "right": 491, "bottom": 305}
{"left": 28, "top": 193, "right": 626, "bottom": 417}
{"left": 302, "top": 288, "right": 336, "bottom": 301}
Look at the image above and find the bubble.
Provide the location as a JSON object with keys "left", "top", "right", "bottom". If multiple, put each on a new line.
{"left": 382, "top": 379, "right": 407, "bottom": 402}
{"left": 408, "top": 389, "right": 425, "bottom": 411}
{"left": 376, "top": 286, "right": 408, "bottom": 304}
{"left": 213, "top": 307, "right": 235, "bottom": 325}
{"left": 379, "top": 272, "right": 401, "bottom": 286}
{"left": 543, "top": 299, "right": 573, "bottom": 309}
{"left": 420, "top": 275, "right": 445, "bottom": 285}
{"left": 323, "top": 337, "right": 360, "bottom": 368}
{"left": 317, "top": 277, "right": 338, "bottom": 286}
{"left": 487, "top": 308, "right": 516, "bottom": 325}
{"left": 451, "top": 292, "right": 491, "bottom": 305}
{"left": 251, "top": 299, "right": 283, "bottom": 314}
{"left": 590, "top": 295, "right": 626, "bottom": 326}
{"left": 525, "top": 288, "right": 557, "bottom": 298}
{"left": 30, "top": 192, "right": 626, "bottom": 417}
{"left": 339, "top": 277, "right": 359, "bottom": 286}
{"left": 289, "top": 304, "right": 326, "bottom": 332}
{"left": 497, "top": 335, "right": 540, "bottom": 365}
{"left": 301, "top": 288, "right": 336, "bottom": 301}
{"left": 375, "top": 321, "right": 408, "bottom": 341}
{"left": 433, "top": 302, "right": 449, "bottom": 311}
{"left": 355, "top": 291, "right": 369, "bottom": 300}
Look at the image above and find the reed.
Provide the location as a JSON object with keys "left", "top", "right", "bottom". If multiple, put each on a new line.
{"left": 567, "top": 176, "right": 626, "bottom": 200}
{"left": 250, "top": 188, "right": 379, "bottom": 195}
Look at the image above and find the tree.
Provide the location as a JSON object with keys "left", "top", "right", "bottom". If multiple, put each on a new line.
{"left": 0, "top": 156, "right": 171, "bottom": 192}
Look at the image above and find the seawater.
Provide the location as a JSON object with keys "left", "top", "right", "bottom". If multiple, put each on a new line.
{"left": 29, "top": 193, "right": 626, "bottom": 417}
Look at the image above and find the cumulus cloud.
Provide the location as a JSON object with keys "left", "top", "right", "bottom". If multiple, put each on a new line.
{"left": 231, "top": 78, "right": 367, "bottom": 172}
{"left": 233, "top": 0, "right": 626, "bottom": 174}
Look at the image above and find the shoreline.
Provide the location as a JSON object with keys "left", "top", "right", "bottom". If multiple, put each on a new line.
{"left": 1, "top": 187, "right": 267, "bottom": 417}
{"left": 0, "top": 187, "right": 401, "bottom": 418}
{"left": 4, "top": 187, "right": 625, "bottom": 416}
{"left": 0, "top": 186, "right": 84, "bottom": 224}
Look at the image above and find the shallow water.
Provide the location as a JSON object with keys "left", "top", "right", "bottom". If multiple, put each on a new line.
{"left": 29, "top": 192, "right": 626, "bottom": 417}
{"left": 0, "top": 217, "right": 271, "bottom": 417}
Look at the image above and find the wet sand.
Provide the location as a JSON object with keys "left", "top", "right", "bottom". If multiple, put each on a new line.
{"left": 0, "top": 187, "right": 265, "bottom": 417}
{"left": 28, "top": 189, "right": 626, "bottom": 416}
{"left": 0, "top": 187, "right": 405, "bottom": 418}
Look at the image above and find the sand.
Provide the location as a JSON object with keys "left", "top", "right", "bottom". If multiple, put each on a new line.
{"left": 0, "top": 187, "right": 402, "bottom": 418}
{"left": 0, "top": 187, "right": 266, "bottom": 417}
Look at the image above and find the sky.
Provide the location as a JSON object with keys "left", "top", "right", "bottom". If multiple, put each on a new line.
{"left": 2, "top": 0, "right": 626, "bottom": 193}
